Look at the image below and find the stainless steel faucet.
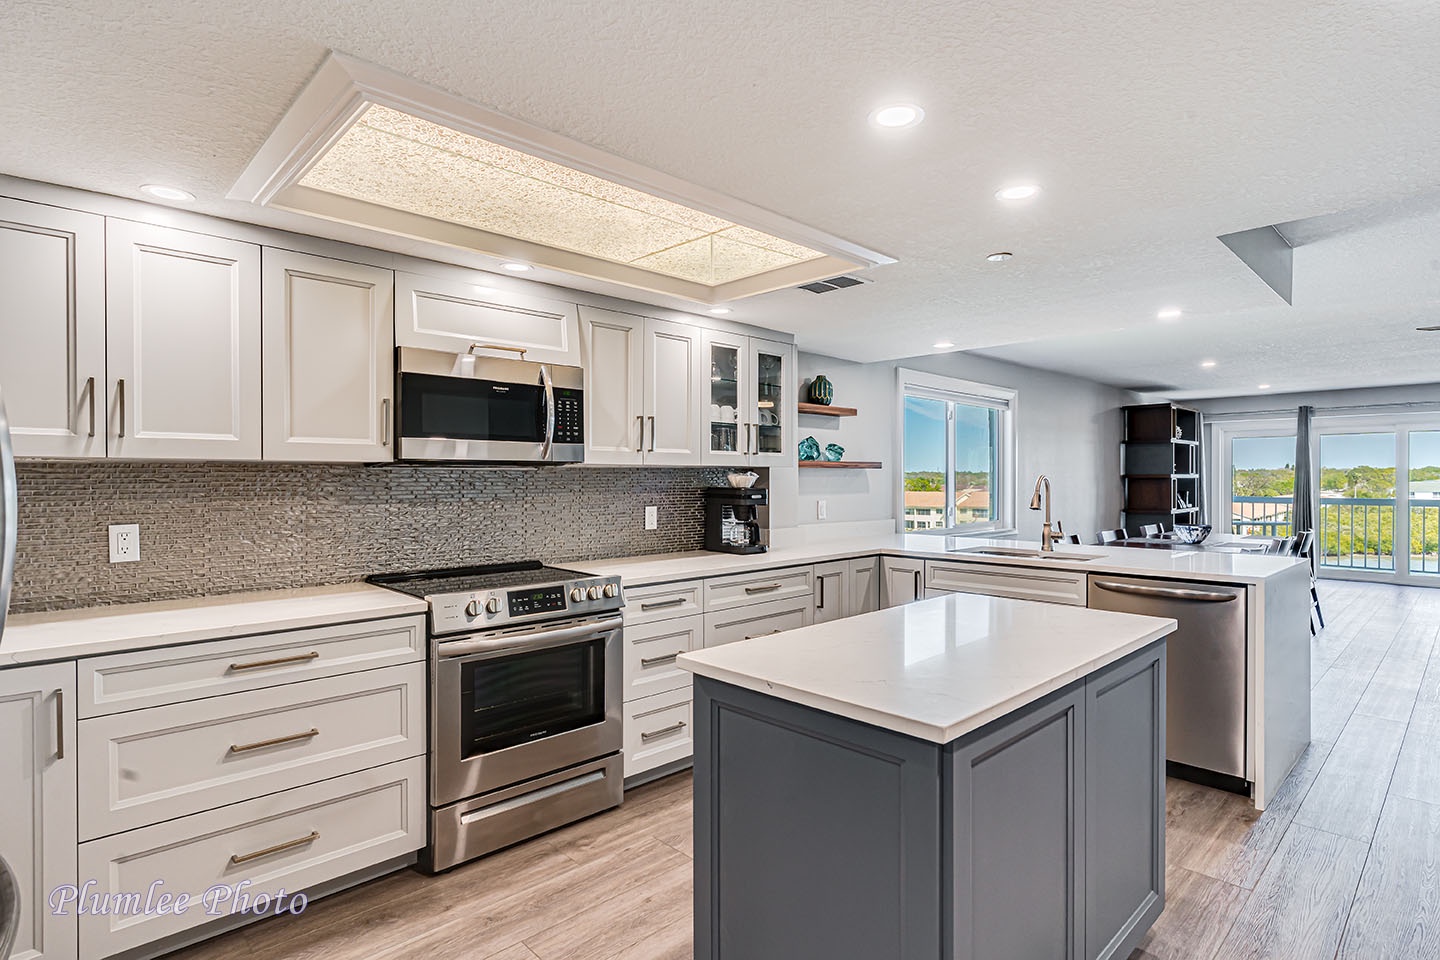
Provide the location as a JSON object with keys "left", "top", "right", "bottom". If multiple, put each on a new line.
{"left": 1029, "top": 474, "right": 1063, "bottom": 552}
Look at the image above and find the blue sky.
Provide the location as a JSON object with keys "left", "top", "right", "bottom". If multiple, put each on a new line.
{"left": 903, "top": 398, "right": 995, "bottom": 474}
{"left": 1233, "top": 431, "right": 1440, "bottom": 470}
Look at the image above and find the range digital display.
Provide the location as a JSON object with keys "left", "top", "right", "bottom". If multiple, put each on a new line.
{"left": 508, "top": 585, "right": 568, "bottom": 617}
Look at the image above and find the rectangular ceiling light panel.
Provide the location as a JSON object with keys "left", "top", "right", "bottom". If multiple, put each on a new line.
{"left": 233, "top": 55, "right": 893, "bottom": 302}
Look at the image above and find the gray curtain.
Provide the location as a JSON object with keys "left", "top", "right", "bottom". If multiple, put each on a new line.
{"left": 1293, "top": 406, "right": 1316, "bottom": 546}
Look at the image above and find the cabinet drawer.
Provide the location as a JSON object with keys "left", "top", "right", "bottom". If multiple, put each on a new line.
{"left": 704, "top": 565, "right": 814, "bottom": 613}
{"left": 624, "top": 688, "right": 694, "bottom": 778}
{"left": 624, "top": 614, "right": 701, "bottom": 701}
{"left": 77, "top": 757, "right": 425, "bottom": 959}
{"left": 924, "top": 562, "right": 1087, "bottom": 606}
{"left": 78, "top": 663, "right": 424, "bottom": 840}
{"left": 703, "top": 595, "right": 815, "bottom": 648}
{"left": 624, "top": 580, "right": 704, "bottom": 625}
{"left": 78, "top": 615, "right": 426, "bottom": 717}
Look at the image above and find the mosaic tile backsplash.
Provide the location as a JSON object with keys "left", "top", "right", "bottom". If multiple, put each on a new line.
{"left": 11, "top": 461, "right": 731, "bottom": 612}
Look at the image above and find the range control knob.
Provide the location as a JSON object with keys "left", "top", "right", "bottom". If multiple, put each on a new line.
{"left": 587, "top": 586, "right": 603, "bottom": 601}
{"left": 603, "top": 583, "right": 619, "bottom": 598}
{"left": 465, "top": 600, "right": 481, "bottom": 618}
{"left": 485, "top": 597, "right": 502, "bottom": 614}
{"left": 570, "top": 587, "right": 586, "bottom": 602}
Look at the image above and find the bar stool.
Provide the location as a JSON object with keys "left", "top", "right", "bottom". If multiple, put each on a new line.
{"left": 1138, "top": 523, "right": 1164, "bottom": 538}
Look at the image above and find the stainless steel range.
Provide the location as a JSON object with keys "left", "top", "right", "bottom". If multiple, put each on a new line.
{"left": 367, "top": 562, "right": 624, "bottom": 872}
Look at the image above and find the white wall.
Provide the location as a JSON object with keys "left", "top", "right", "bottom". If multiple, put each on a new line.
{"left": 1189, "top": 383, "right": 1440, "bottom": 419}
{"left": 773, "top": 350, "right": 1137, "bottom": 543}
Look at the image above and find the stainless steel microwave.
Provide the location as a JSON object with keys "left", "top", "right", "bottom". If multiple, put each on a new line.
{"left": 395, "top": 347, "right": 584, "bottom": 463}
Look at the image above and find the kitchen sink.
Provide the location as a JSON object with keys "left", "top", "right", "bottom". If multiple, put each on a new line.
{"left": 947, "top": 545, "right": 1105, "bottom": 561}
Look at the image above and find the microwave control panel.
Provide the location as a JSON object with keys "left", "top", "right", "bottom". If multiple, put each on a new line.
{"left": 553, "top": 388, "right": 584, "bottom": 444}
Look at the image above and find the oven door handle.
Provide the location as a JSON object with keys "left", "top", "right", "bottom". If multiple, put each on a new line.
{"left": 539, "top": 363, "right": 556, "bottom": 461}
{"left": 436, "top": 616, "right": 621, "bottom": 660}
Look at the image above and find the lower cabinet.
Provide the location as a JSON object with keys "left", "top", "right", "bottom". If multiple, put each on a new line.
{"left": 926, "top": 561, "right": 1087, "bottom": 606}
{"left": 623, "top": 687, "right": 695, "bottom": 778}
{"left": 881, "top": 556, "right": 925, "bottom": 607}
{"left": 849, "top": 556, "right": 880, "bottom": 615}
{"left": 813, "top": 561, "right": 849, "bottom": 623}
{"left": 77, "top": 757, "right": 426, "bottom": 959}
{"left": 703, "top": 595, "right": 814, "bottom": 647}
{"left": 0, "top": 662, "right": 78, "bottom": 960}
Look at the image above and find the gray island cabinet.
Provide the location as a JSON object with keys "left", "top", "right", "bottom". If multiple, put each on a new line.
{"left": 679, "top": 592, "right": 1175, "bottom": 960}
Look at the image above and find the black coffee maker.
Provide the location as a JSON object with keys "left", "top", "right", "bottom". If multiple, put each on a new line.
{"left": 703, "top": 488, "right": 769, "bottom": 554}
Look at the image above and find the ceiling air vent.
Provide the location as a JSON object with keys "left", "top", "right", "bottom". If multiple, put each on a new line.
{"left": 797, "top": 275, "right": 870, "bottom": 294}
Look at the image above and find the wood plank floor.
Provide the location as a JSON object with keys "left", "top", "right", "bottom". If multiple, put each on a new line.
{"left": 171, "top": 580, "right": 1440, "bottom": 960}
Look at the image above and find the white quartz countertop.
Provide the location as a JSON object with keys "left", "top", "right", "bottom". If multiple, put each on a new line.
{"left": 576, "top": 533, "right": 1304, "bottom": 587}
{"left": 0, "top": 584, "right": 427, "bottom": 665}
{"left": 678, "top": 591, "right": 1176, "bottom": 743}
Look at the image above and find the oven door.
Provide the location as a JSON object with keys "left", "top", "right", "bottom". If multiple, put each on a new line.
{"left": 432, "top": 614, "right": 623, "bottom": 805}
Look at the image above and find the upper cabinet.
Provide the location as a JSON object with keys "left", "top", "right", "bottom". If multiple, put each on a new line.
{"left": 262, "top": 250, "right": 395, "bottom": 462}
{"left": 0, "top": 198, "right": 106, "bottom": 458}
{"left": 702, "top": 330, "right": 793, "bottom": 467}
{"left": 395, "top": 271, "right": 580, "bottom": 366}
{"left": 106, "top": 220, "right": 262, "bottom": 460}
{"left": 579, "top": 306, "right": 703, "bottom": 466}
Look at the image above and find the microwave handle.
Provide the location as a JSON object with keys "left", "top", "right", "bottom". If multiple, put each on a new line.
{"left": 539, "top": 363, "right": 556, "bottom": 461}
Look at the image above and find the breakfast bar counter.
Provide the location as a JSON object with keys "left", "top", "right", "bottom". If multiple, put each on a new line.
{"left": 678, "top": 592, "right": 1177, "bottom": 960}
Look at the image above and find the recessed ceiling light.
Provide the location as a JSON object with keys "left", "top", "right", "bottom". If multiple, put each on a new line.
{"left": 995, "top": 184, "right": 1041, "bottom": 201}
{"left": 870, "top": 104, "right": 924, "bottom": 129}
{"left": 139, "top": 184, "right": 195, "bottom": 202}
{"left": 933, "top": 340, "right": 955, "bottom": 350}
{"left": 1157, "top": 307, "right": 1183, "bottom": 321}
{"left": 709, "top": 307, "right": 731, "bottom": 315}
{"left": 1258, "top": 384, "right": 1272, "bottom": 390}
{"left": 1200, "top": 360, "right": 1217, "bottom": 369}
{"left": 500, "top": 262, "right": 532, "bottom": 272}
{"left": 986, "top": 252, "right": 1014, "bottom": 262}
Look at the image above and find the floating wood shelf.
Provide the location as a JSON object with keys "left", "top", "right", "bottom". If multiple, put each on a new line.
{"left": 797, "top": 402, "right": 859, "bottom": 417}
{"left": 799, "top": 460, "right": 883, "bottom": 469}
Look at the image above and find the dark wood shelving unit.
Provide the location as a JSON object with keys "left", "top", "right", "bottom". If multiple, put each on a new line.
{"left": 1121, "top": 403, "right": 1202, "bottom": 531}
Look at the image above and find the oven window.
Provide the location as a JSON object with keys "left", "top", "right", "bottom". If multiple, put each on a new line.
{"left": 460, "top": 639, "right": 606, "bottom": 755}
{"left": 401, "top": 372, "right": 545, "bottom": 443}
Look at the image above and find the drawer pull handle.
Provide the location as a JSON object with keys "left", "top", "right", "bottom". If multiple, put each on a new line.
{"left": 229, "top": 831, "right": 321, "bottom": 865}
{"left": 640, "top": 652, "right": 681, "bottom": 667}
{"left": 640, "top": 598, "right": 686, "bottom": 611}
{"left": 640, "top": 721, "right": 687, "bottom": 741}
{"left": 54, "top": 689, "right": 65, "bottom": 760}
{"left": 229, "top": 728, "right": 320, "bottom": 754}
{"left": 229, "top": 651, "right": 320, "bottom": 672}
{"left": 744, "top": 629, "right": 784, "bottom": 640}
{"left": 744, "top": 583, "right": 783, "bottom": 595}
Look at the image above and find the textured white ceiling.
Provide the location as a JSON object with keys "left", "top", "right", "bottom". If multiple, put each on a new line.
{"left": 3, "top": 0, "right": 1438, "bottom": 396}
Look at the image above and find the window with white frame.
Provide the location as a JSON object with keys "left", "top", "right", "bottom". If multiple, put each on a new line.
{"left": 897, "top": 369, "right": 1016, "bottom": 533}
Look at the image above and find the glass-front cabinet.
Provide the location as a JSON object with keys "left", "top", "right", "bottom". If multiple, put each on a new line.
{"left": 702, "top": 330, "right": 791, "bottom": 466}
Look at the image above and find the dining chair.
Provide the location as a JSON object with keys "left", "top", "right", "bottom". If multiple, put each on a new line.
{"left": 1290, "top": 530, "right": 1325, "bottom": 636}
{"left": 1066, "top": 534, "right": 1083, "bottom": 545}
{"left": 1138, "top": 523, "right": 1163, "bottom": 538}
{"left": 1096, "top": 529, "right": 1126, "bottom": 544}
{"left": 1, "top": 852, "right": 19, "bottom": 960}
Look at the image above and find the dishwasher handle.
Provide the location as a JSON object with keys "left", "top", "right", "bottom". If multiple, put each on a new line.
{"left": 1092, "top": 580, "right": 1239, "bottom": 603}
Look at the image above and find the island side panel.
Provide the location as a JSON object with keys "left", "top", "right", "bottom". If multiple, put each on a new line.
{"left": 1254, "top": 563, "right": 1313, "bottom": 808}
{"left": 692, "top": 677, "right": 942, "bottom": 960}
{"left": 1084, "top": 641, "right": 1167, "bottom": 960}
{"left": 945, "top": 682, "right": 1087, "bottom": 960}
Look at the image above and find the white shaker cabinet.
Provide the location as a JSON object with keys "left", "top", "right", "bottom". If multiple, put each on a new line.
{"left": 701, "top": 330, "right": 794, "bottom": 467}
{"left": 262, "top": 250, "right": 395, "bottom": 462}
{"left": 849, "top": 556, "right": 881, "bottom": 615}
{"left": 0, "top": 198, "right": 106, "bottom": 458}
{"left": 881, "top": 556, "right": 926, "bottom": 607}
{"left": 0, "top": 662, "right": 78, "bottom": 960}
{"left": 395, "top": 270, "right": 580, "bottom": 366}
{"left": 105, "top": 220, "right": 261, "bottom": 460}
{"left": 580, "top": 306, "right": 703, "bottom": 466}
{"left": 813, "top": 560, "right": 849, "bottom": 624}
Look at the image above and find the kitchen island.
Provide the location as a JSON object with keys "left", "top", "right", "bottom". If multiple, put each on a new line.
{"left": 678, "top": 592, "right": 1176, "bottom": 960}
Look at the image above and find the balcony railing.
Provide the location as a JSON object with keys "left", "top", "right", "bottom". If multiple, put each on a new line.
{"left": 1231, "top": 496, "right": 1294, "bottom": 538}
{"left": 1232, "top": 496, "right": 1440, "bottom": 573}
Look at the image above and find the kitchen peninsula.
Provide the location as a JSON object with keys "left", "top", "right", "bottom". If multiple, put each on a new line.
{"left": 679, "top": 592, "right": 1176, "bottom": 960}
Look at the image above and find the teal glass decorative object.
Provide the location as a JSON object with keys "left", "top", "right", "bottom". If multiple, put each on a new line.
{"left": 823, "top": 443, "right": 845, "bottom": 462}
{"left": 807, "top": 375, "right": 834, "bottom": 405}
{"left": 798, "top": 436, "right": 821, "bottom": 461}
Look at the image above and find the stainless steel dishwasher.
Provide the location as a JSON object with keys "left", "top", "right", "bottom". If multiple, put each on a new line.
{"left": 1088, "top": 574, "right": 1248, "bottom": 790}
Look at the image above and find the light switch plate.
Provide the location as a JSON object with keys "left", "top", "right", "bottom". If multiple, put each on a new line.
{"left": 644, "top": 506, "right": 659, "bottom": 530}
{"left": 817, "top": 499, "right": 827, "bottom": 520}
{"left": 109, "top": 523, "right": 141, "bottom": 563}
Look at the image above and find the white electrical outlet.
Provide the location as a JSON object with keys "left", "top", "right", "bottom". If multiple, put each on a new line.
{"left": 644, "top": 505, "right": 659, "bottom": 530}
{"left": 108, "top": 523, "right": 141, "bottom": 563}
{"left": 817, "top": 499, "right": 828, "bottom": 520}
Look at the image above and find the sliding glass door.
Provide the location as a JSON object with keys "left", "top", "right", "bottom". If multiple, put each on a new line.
{"left": 1318, "top": 432, "right": 1396, "bottom": 573}
{"left": 1410, "top": 431, "right": 1440, "bottom": 575}
{"left": 1230, "top": 434, "right": 1296, "bottom": 537}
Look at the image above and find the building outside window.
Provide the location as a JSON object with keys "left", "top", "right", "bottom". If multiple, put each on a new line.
{"left": 898, "top": 370, "right": 1015, "bottom": 533}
